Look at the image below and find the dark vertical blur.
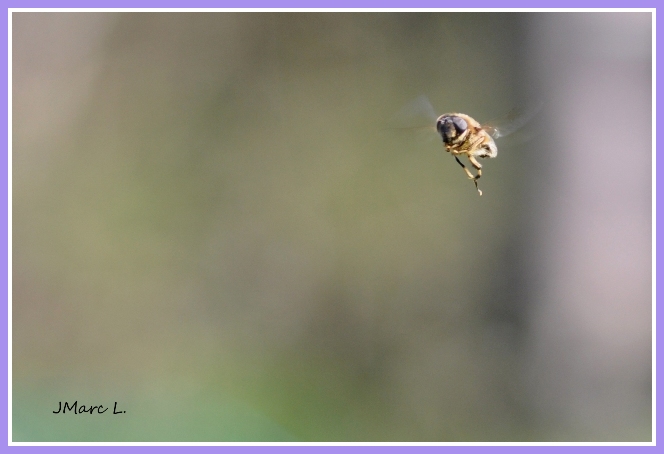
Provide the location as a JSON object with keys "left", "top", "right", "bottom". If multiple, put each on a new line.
{"left": 12, "top": 12, "right": 651, "bottom": 441}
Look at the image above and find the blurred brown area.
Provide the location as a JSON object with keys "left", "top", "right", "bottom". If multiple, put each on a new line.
{"left": 12, "top": 12, "right": 651, "bottom": 441}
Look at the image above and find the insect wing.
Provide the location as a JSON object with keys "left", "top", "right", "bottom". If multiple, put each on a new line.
{"left": 388, "top": 94, "right": 438, "bottom": 132}
{"left": 483, "top": 99, "right": 544, "bottom": 139}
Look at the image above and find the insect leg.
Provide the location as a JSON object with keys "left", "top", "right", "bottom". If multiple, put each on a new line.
{"left": 468, "top": 156, "right": 483, "bottom": 180}
{"left": 454, "top": 156, "right": 476, "bottom": 180}
{"left": 468, "top": 156, "right": 483, "bottom": 196}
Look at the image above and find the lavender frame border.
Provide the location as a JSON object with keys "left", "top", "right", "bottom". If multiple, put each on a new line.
{"left": 2, "top": 4, "right": 658, "bottom": 449}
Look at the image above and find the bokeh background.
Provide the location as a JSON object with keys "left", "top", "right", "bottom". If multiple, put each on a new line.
{"left": 12, "top": 12, "right": 652, "bottom": 441}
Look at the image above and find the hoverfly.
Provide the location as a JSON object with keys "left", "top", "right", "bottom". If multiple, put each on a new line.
{"left": 392, "top": 95, "right": 541, "bottom": 196}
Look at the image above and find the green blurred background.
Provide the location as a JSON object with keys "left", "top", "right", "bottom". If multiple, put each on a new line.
{"left": 12, "top": 12, "right": 652, "bottom": 441}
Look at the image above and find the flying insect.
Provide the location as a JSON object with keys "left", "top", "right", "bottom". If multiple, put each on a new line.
{"left": 393, "top": 95, "right": 541, "bottom": 196}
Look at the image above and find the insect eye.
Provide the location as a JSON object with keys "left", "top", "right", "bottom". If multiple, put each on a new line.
{"left": 436, "top": 118, "right": 455, "bottom": 141}
{"left": 452, "top": 116, "right": 467, "bottom": 133}
{"left": 437, "top": 116, "right": 467, "bottom": 144}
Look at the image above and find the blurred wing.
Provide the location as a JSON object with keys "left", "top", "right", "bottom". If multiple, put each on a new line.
{"left": 387, "top": 94, "right": 438, "bottom": 132}
{"left": 483, "top": 99, "right": 544, "bottom": 139}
